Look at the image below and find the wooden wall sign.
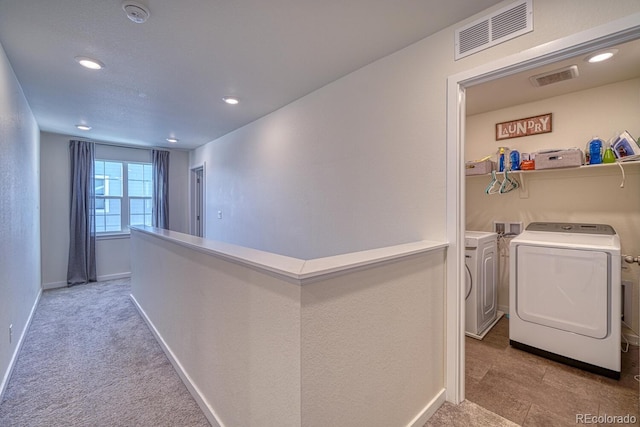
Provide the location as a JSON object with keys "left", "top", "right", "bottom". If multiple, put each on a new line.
{"left": 496, "top": 113, "right": 552, "bottom": 140}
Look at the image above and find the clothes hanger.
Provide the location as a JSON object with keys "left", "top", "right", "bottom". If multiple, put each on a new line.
{"left": 500, "top": 169, "right": 518, "bottom": 193}
{"left": 485, "top": 170, "right": 501, "bottom": 195}
{"left": 499, "top": 169, "right": 519, "bottom": 194}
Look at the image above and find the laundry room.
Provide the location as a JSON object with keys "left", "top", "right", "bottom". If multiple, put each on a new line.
{"left": 464, "top": 37, "right": 640, "bottom": 343}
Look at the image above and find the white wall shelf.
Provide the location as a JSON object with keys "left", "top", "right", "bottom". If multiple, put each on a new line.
{"left": 466, "top": 159, "right": 640, "bottom": 179}
{"left": 466, "top": 159, "right": 639, "bottom": 197}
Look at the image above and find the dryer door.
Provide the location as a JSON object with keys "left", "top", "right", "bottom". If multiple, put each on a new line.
{"left": 465, "top": 263, "right": 472, "bottom": 300}
{"left": 479, "top": 244, "right": 497, "bottom": 327}
{"left": 515, "top": 245, "right": 609, "bottom": 339}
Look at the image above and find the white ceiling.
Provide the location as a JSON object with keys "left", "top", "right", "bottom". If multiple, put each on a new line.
{"left": 0, "top": 0, "right": 506, "bottom": 150}
{"left": 466, "top": 38, "right": 640, "bottom": 116}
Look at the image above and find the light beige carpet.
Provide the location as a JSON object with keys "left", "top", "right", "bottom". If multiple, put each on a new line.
{"left": 0, "top": 279, "right": 210, "bottom": 427}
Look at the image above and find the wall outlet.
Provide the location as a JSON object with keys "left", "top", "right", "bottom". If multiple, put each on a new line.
{"left": 508, "top": 221, "right": 523, "bottom": 235}
{"left": 493, "top": 221, "right": 523, "bottom": 235}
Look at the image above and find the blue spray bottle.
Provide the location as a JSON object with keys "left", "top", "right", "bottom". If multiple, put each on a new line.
{"left": 498, "top": 147, "right": 507, "bottom": 172}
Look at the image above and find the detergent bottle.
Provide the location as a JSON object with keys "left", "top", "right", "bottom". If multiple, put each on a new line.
{"left": 510, "top": 150, "right": 520, "bottom": 170}
{"left": 587, "top": 137, "right": 603, "bottom": 165}
{"left": 497, "top": 147, "right": 509, "bottom": 172}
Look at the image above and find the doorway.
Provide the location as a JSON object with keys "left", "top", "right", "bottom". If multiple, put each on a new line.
{"left": 191, "top": 166, "right": 205, "bottom": 237}
{"left": 445, "top": 14, "right": 640, "bottom": 404}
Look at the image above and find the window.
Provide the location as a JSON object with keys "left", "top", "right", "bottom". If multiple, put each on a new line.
{"left": 94, "top": 160, "right": 152, "bottom": 233}
{"left": 128, "top": 163, "right": 153, "bottom": 228}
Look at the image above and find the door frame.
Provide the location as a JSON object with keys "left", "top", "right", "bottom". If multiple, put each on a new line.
{"left": 445, "top": 13, "right": 640, "bottom": 404}
{"left": 190, "top": 163, "right": 206, "bottom": 237}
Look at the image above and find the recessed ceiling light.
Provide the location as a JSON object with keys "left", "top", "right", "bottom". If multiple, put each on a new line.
{"left": 75, "top": 56, "right": 105, "bottom": 70}
{"left": 222, "top": 96, "right": 239, "bottom": 105}
{"left": 166, "top": 138, "right": 179, "bottom": 143}
{"left": 76, "top": 124, "right": 92, "bottom": 131}
{"left": 585, "top": 49, "right": 618, "bottom": 63}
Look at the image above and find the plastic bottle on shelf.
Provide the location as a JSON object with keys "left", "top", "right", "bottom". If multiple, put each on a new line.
{"left": 587, "top": 137, "right": 603, "bottom": 165}
{"left": 510, "top": 150, "right": 520, "bottom": 170}
{"left": 603, "top": 143, "right": 616, "bottom": 163}
{"left": 497, "top": 147, "right": 510, "bottom": 172}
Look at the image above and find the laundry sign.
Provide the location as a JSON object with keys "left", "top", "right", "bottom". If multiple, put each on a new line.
{"left": 496, "top": 113, "right": 552, "bottom": 140}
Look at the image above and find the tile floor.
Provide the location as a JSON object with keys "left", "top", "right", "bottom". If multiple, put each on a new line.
{"left": 465, "top": 317, "right": 639, "bottom": 426}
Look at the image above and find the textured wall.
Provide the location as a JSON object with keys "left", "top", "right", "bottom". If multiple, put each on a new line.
{"left": 190, "top": 55, "right": 443, "bottom": 260}
{"left": 130, "top": 229, "right": 445, "bottom": 426}
{"left": 130, "top": 231, "right": 302, "bottom": 427}
{"left": 0, "top": 41, "right": 40, "bottom": 394}
{"left": 301, "top": 250, "right": 445, "bottom": 426}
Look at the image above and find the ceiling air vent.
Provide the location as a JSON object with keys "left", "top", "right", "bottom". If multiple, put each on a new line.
{"left": 455, "top": 0, "right": 532, "bottom": 60}
{"left": 529, "top": 65, "right": 579, "bottom": 87}
{"left": 122, "top": 1, "right": 150, "bottom": 24}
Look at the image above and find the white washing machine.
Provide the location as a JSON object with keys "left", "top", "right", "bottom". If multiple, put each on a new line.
{"left": 510, "top": 222, "right": 621, "bottom": 378}
{"left": 465, "top": 231, "right": 498, "bottom": 338}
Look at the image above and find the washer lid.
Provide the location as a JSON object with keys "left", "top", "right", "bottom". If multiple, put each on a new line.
{"left": 465, "top": 230, "right": 497, "bottom": 247}
{"left": 526, "top": 222, "right": 616, "bottom": 235}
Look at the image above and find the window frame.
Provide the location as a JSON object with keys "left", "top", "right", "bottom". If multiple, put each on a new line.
{"left": 94, "top": 159, "right": 152, "bottom": 236}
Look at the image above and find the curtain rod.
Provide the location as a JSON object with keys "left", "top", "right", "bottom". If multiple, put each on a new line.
{"left": 96, "top": 141, "right": 165, "bottom": 151}
{"left": 72, "top": 139, "right": 168, "bottom": 151}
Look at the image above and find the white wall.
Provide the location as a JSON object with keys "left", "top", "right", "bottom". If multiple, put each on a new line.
{"left": 191, "top": 59, "right": 445, "bottom": 259}
{"left": 40, "top": 131, "right": 190, "bottom": 287}
{"left": 300, "top": 251, "right": 445, "bottom": 426}
{"left": 190, "top": 0, "right": 640, "bottom": 261}
{"left": 466, "top": 78, "right": 640, "bottom": 333}
{"left": 130, "top": 228, "right": 446, "bottom": 426}
{"left": 0, "top": 40, "right": 41, "bottom": 395}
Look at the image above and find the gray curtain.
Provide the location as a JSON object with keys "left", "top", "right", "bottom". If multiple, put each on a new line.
{"left": 152, "top": 150, "right": 170, "bottom": 229}
{"left": 67, "top": 140, "right": 96, "bottom": 285}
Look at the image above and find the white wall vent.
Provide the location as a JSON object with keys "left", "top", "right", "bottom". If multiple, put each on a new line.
{"left": 529, "top": 65, "right": 579, "bottom": 87}
{"left": 455, "top": 0, "right": 533, "bottom": 60}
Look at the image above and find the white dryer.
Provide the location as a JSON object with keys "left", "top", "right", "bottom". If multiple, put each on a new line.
{"left": 510, "top": 222, "right": 621, "bottom": 378}
{"left": 465, "top": 231, "right": 498, "bottom": 338}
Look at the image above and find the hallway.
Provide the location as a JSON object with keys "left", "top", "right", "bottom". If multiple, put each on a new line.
{"left": 0, "top": 280, "right": 210, "bottom": 426}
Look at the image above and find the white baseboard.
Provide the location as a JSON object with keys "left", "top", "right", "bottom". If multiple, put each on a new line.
{"left": 97, "top": 272, "right": 131, "bottom": 282}
{"left": 42, "top": 280, "right": 67, "bottom": 290}
{"left": 407, "top": 388, "right": 446, "bottom": 427}
{"left": 498, "top": 304, "right": 509, "bottom": 316}
{"left": 129, "top": 294, "right": 224, "bottom": 427}
{"left": 0, "top": 288, "right": 42, "bottom": 401}
{"left": 42, "top": 272, "right": 131, "bottom": 290}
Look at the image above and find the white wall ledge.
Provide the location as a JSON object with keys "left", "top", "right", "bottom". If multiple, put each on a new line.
{"left": 130, "top": 226, "right": 447, "bottom": 285}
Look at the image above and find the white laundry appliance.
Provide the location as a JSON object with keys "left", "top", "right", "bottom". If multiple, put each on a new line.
{"left": 465, "top": 231, "right": 498, "bottom": 338}
{"left": 509, "top": 222, "right": 621, "bottom": 379}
